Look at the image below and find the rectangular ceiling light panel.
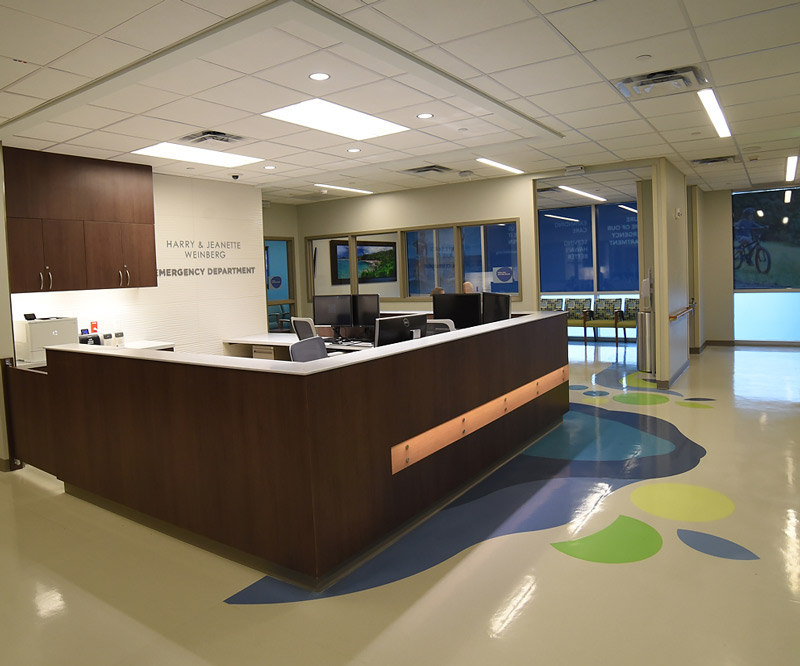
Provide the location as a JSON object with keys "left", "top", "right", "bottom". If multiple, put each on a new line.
{"left": 132, "top": 142, "right": 263, "bottom": 167}
{"left": 697, "top": 89, "right": 731, "bottom": 139}
{"left": 262, "top": 98, "right": 409, "bottom": 140}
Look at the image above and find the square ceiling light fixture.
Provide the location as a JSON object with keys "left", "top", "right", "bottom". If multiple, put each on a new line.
{"left": 132, "top": 142, "right": 263, "bottom": 167}
{"left": 262, "top": 98, "right": 409, "bottom": 140}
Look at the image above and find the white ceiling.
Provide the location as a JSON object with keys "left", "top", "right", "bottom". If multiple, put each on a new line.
{"left": 0, "top": 0, "right": 798, "bottom": 205}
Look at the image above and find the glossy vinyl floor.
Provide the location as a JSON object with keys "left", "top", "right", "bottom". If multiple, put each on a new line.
{"left": 1, "top": 343, "right": 798, "bottom": 665}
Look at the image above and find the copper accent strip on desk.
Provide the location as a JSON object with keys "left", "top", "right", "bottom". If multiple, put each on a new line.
{"left": 391, "top": 364, "right": 569, "bottom": 474}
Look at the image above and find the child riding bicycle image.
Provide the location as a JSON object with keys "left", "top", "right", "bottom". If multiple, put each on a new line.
{"left": 733, "top": 207, "right": 771, "bottom": 273}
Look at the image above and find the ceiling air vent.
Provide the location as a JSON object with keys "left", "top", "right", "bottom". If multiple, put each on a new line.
{"left": 537, "top": 186, "right": 558, "bottom": 193}
{"left": 690, "top": 155, "right": 738, "bottom": 166}
{"left": 180, "top": 129, "right": 244, "bottom": 144}
{"left": 613, "top": 66, "right": 707, "bottom": 99}
{"left": 402, "top": 164, "right": 453, "bottom": 175}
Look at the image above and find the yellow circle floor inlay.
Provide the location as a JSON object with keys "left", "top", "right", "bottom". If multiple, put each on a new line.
{"left": 630, "top": 483, "right": 734, "bottom": 522}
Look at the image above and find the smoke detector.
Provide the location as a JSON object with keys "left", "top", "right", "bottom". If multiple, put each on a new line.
{"left": 613, "top": 66, "right": 707, "bottom": 99}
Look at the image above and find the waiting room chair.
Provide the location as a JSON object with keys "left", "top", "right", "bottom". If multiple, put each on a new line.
{"left": 585, "top": 298, "right": 623, "bottom": 344}
{"left": 565, "top": 298, "right": 592, "bottom": 343}
{"left": 539, "top": 297, "right": 564, "bottom": 312}
{"left": 289, "top": 336, "right": 328, "bottom": 362}
{"left": 617, "top": 298, "right": 640, "bottom": 342}
{"left": 426, "top": 318, "right": 455, "bottom": 335}
{"left": 290, "top": 316, "right": 317, "bottom": 340}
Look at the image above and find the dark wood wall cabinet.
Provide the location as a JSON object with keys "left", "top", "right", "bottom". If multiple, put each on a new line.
{"left": 5, "top": 314, "right": 569, "bottom": 588}
{"left": 3, "top": 147, "right": 157, "bottom": 293}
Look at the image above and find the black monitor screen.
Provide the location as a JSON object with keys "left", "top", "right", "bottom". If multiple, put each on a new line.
{"left": 374, "top": 314, "right": 428, "bottom": 347}
{"left": 432, "top": 293, "right": 482, "bottom": 329}
{"left": 313, "top": 295, "right": 353, "bottom": 327}
{"left": 352, "top": 294, "right": 380, "bottom": 328}
{"left": 482, "top": 292, "right": 511, "bottom": 323}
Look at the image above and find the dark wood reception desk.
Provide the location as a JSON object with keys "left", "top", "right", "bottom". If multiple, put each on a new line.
{"left": 6, "top": 312, "right": 568, "bottom": 588}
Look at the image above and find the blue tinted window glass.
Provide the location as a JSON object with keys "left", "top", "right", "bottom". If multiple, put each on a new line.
{"left": 435, "top": 228, "right": 456, "bottom": 293}
{"left": 484, "top": 223, "right": 518, "bottom": 293}
{"left": 537, "top": 207, "right": 593, "bottom": 292}
{"left": 406, "top": 229, "right": 435, "bottom": 295}
{"left": 595, "top": 202, "right": 639, "bottom": 291}
{"left": 264, "top": 240, "right": 290, "bottom": 301}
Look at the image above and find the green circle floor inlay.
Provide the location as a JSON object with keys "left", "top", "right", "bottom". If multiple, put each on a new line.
{"left": 613, "top": 393, "right": 670, "bottom": 405}
{"left": 551, "top": 515, "right": 662, "bottom": 563}
{"left": 630, "top": 483, "right": 734, "bottom": 522}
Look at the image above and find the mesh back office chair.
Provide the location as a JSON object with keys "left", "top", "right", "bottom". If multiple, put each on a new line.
{"left": 426, "top": 318, "right": 455, "bottom": 335}
{"left": 290, "top": 316, "right": 317, "bottom": 340}
{"left": 289, "top": 336, "right": 328, "bottom": 362}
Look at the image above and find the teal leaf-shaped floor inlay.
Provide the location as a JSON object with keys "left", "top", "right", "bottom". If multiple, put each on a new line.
{"left": 677, "top": 529, "right": 759, "bottom": 560}
{"left": 552, "top": 515, "right": 662, "bottom": 563}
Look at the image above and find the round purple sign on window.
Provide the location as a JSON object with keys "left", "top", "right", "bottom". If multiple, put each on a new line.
{"left": 495, "top": 267, "right": 513, "bottom": 282}
{"left": 270, "top": 276, "right": 282, "bottom": 289}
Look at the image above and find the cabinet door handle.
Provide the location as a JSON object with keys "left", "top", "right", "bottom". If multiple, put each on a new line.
{"left": 118, "top": 270, "right": 123, "bottom": 287}
{"left": 48, "top": 271, "right": 53, "bottom": 290}
{"left": 125, "top": 269, "right": 131, "bottom": 287}
{"left": 39, "top": 272, "right": 44, "bottom": 290}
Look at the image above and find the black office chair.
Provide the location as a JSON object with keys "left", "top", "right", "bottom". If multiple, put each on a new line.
{"left": 291, "top": 316, "right": 317, "bottom": 340}
{"left": 289, "top": 336, "right": 328, "bottom": 362}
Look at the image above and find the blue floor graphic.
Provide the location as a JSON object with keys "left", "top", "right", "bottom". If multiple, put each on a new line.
{"left": 227, "top": 403, "right": 706, "bottom": 605}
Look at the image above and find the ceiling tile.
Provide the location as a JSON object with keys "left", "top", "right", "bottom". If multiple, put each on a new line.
{"left": 49, "top": 38, "right": 149, "bottom": 79}
{"left": 0, "top": 7, "right": 93, "bottom": 65}
{"left": 419, "top": 117, "right": 506, "bottom": 141}
{"left": 140, "top": 60, "right": 243, "bottom": 96}
{"left": 533, "top": 83, "right": 622, "bottom": 115}
{"left": 327, "top": 79, "right": 433, "bottom": 114}
{"left": 196, "top": 76, "right": 308, "bottom": 113}
{"left": 492, "top": 56, "right": 602, "bottom": 97}
{"left": 315, "top": 0, "right": 364, "bottom": 13}
{"left": 581, "top": 119, "right": 656, "bottom": 140}
{"left": 277, "top": 21, "right": 340, "bottom": 49}
{"left": 631, "top": 92, "right": 703, "bottom": 117}
{"left": 49, "top": 105, "right": 132, "bottom": 129}
{"left": 212, "top": 115, "right": 307, "bottom": 141}
{"left": 695, "top": 5, "right": 800, "bottom": 60}
{"left": 366, "top": 129, "right": 445, "bottom": 150}
{"left": 464, "top": 76, "right": 518, "bottom": 102}
{"left": 598, "top": 133, "right": 670, "bottom": 150}
{"left": 709, "top": 43, "right": 800, "bottom": 87}
{"left": 527, "top": 0, "right": 594, "bottom": 13}
{"left": 0, "top": 56, "right": 39, "bottom": 88}
{"left": 0, "top": 0, "right": 163, "bottom": 35}
{"left": 219, "top": 141, "right": 303, "bottom": 160}
{"left": 182, "top": 0, "right": 264, "bottom": 19}
{"left": 392, "top": 73, "right": 452, "bottom": 99}
{"left": 15, "top": 121, "right": 89, "bottom": 143}
{"left": 335, "top": 7, "right": 432, "bottom": 51}
{"left": 648, "top": 111, "right": 708, "bottom": 131}
{"left": 584, "top": 31, "right": 701, "bottom": 80}
{"left": 718, "top": 73, "right": 800, "bottom": 107}
{"left": 105, "top": 0, "right": 220, "bottom": 52}
{"left": 67, "top": 130, "right": 152, "bottom": 152}
{"left": 93, "top": 84, "right": 182, "bottom": 114}
{"left": 379, "top": 100, "right": 471, "bottom": 129}
{"left": 682, "top": 0, "right": 797, "bottom": 26}
{"left": 547, "top": 0, "right": 688, "bottom": 51}
{"left": 558, "top": 103, "right": 640, "bottom": 129}
{"left": 0, "top": 91, "right": 44, "bottom": 118}
{"left": 2, "top": 136, "right": 55, "bottom": 150}
{"left": 7, "top": 67, "right": 90, "bottom": 98}
{"left": 272, "top": 130, "right": 351, "bottom": 150}
{"left": 441, "top": 19, "right": 574, "bottom": 74}
{"left": 730, "top": 112, "right": 800, "bottom": 135}
{"left": 278, "top": 151, "right": 342, "bottom": 167}
{"left": 255, "top": 51, "right": 383, "bottom": 96}
{"left": 202, "top": 28, "right": 318, "bottom": 75}
{"left": 327, "top": 43, "right": 405, "bottom": 77}
{"left": 458, "top": 130, "right": 523, "bottom": 147}
{"left": 658, "top": 126, "right": 718, "bottom": 142}
{"left": 43, "top": 144, "right": 123, "bottom": 160}
{"left": 726, "top": 95, "right": 800, "bottom": 123}
{"left": 145, "top": 98, "right": 251, "bottom": 127}
{"left": 105, "top": 116, "right": 199, "bottom": 141}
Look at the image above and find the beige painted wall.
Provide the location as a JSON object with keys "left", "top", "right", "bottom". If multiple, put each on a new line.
{"left": 0, "top": 145, "right": 13, "bottom": 462}
{"left": 294, "top": 175, "right": 536, "bottom": 315}
{"left": 697, "top": 189, "right": 734, "bottom": 344}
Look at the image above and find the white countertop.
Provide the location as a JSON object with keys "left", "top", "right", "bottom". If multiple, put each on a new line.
{"left": 47, "top": 313, "right": 563, "bottom": 377}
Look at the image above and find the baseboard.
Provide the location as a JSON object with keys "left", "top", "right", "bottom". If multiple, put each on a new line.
{"left": 733, "top": 340, "right": 800, "bottom": 348}
{"left": 705, "top": 340, "right": 735, "bottom": 347}
{"left": 0, "top": 458, "right": 23, "bottom": 472}
{"left": 656, "top": 357, "right": 690, "bottom": 390}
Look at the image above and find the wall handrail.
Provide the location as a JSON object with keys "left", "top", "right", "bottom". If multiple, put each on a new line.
{"left": 669, "top": 306, "right": 693, "bottom": 322}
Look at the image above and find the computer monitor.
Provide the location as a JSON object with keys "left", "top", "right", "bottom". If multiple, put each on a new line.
{"left": 313, "top": 295, "right": 353, "bottom": 327}
{"left": 374, "top": 313, "right": 427, "bottom": 347}
{"left": 482, "top": 292, "right": 511, "bottom": 323}
{"left": 352, "top": 294, "right": 380, "bottom": 328}
{"left": 432, "top": 293, "right": 482, "bottom": 329}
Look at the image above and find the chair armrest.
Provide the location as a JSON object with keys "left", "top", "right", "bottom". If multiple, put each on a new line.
{"left": 583, "top": 309, "right": 593, "bottom": 322}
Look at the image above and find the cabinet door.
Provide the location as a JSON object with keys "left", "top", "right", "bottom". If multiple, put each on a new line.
{"left": 42, "top": 219, "right": 87, "bottom": 291}
{"left": 84, "top": 221, "right": 124, "bottom": 289}
{"left": 7, "top": 217, "right": 45, "bottom": 293}
{"left": 121, "top": 223, "right": 157, "bottom": 287}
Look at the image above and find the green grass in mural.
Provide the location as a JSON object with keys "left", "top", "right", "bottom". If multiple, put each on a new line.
{"left": 734, "top": 242, "right": 800, "bottom": 289}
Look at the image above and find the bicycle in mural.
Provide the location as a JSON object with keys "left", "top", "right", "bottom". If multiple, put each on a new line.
{"left": 733, "top": 229, "right": 771, "bottom": 273}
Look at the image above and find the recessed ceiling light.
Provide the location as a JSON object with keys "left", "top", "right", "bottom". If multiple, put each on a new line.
{"left": 544, "top": 214, "right": 580, "bottom": 222}
{"left": 131, "top": 142, "right": 263, "bottom": 168}
{"left": 264, "top": 165, "right": 276, "bottom": 170}
{"left": 557, "top": 185, "right": 607, "bottom": 202}
{"left": 309, "top": 72, "right": 329, "bottom": 81}
{"left": 785, "top": 190, "right": 792, "bottom": 203}
{"left": 314, "top": 183, "right": 373, "bottom": 195}
{"left": 756, "top": 209, "right": 765, "bottom": 217}
{"left": 347, "top": 148, "right": 361, "bottom": 153}
{"left": 476, "top": 157, "right": 524, "bottom": 174}
{"left": 697, "top": 89, "right": 731, "bottom": 138}
{"left": 263, "top": 98, "right": 409, "bottom": 140}
{"left": 417, "top": 113, "right": 434, "bottom": 119}
{"left": 782, "top": 216, "right": 789, "bottom": 224}
{"left": 618, "top": 205, "right": 638, "bottom": 214}
{"left": 786, "top": 155, "right": 798, "bottom": 181}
